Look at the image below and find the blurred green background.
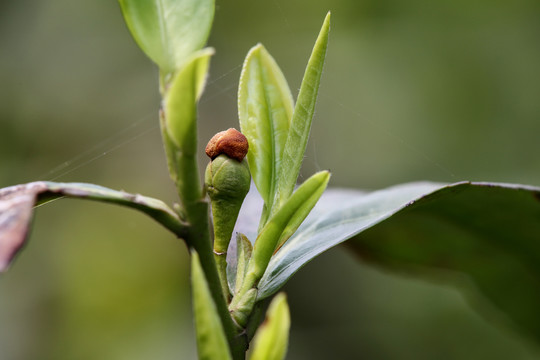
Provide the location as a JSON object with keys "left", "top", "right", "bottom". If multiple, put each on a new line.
{"left": 1, "top": 0, "right": 540, "bottom": 359}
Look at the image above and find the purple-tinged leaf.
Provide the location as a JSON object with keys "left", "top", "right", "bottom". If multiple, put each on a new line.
{"left": 0, "top": 181, "right": 186, "bottom": 271}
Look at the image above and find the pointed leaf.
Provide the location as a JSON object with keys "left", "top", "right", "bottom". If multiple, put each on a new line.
{"left": 238, "top": 44, "right": 293, "bottom": 210}
{"left": 249, "top": 293, "right": 290, "bottom": 360}
{"left": 119, "top": 0, "right": 214, "bottom": 73}
{"left": 274, "top": 12, "right": 330, "bottom": 210}
{"left": 191, "top": 251, "right": 233, "bottom": 360}
{"left": 241, "top": 171, "right": 330, "bottom": 292}
{"left": 0, "top": 181, "right": 186, "bottom": 271}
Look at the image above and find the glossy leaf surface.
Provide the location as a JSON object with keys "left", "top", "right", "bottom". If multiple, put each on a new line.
{"left": 119, "top": 0, "right": 214, "bottom": 73}
{"left": 233, "top": 180, "right": 540, "bottom": 343}
{"left": 0, "top": 181, "right": 186, "bottom": 271}
{"left": 191, "top": 251, "right": 232, "bottom": 360}
{"left": 274, "top": 12, "right": 330, "bottom": 209}
{"left": 249, "top": 293, "right": 290, "bottom": 360}
{"left": 238, "top": 44, "right": 293, "bottom": 209}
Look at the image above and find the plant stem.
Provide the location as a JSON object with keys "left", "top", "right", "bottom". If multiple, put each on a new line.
{"left": 214, "top": 251, "right": 231, "bottom": 303}
{"left": 172, "top": 142, "right": 246, "bottom": 357}
{"left": 186, "top": 199, "right": 247, "bottom": 359}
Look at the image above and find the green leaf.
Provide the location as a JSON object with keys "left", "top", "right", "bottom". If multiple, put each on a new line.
{"left": 191, "top": 251, "right": 233, "bottom": 360}
{"left": 119, "top": 0, "right": 214, "bottom": 73}
{"left": 274, "top": 12, "right": 330, "bottom": 210}
{"left": 164, "top": 48, "right": 213, "bottom": 153}
{"left": 163, "top": 49, "right": 213, "bottom": 208}
{"left": 240, "top": 171, "right": 330, "bottom": 293}
{"left": 235, "top": 181, "right": 540, "bottom": 341}
{"left": 238, "top": 44, "right": 294, "bottom": 213}
{"left": 249, "top": 293, "right": 290, "bottom": 360}
{"left": 0, "top": 181, "right": 186, "bottom": 271}
{"left": 227, "top": 232, "right": 253, "bottom": 295}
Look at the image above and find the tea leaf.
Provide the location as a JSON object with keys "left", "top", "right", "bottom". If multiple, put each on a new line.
{"left": 274, "top": 12, "right": 330, "bottom": 210}
{"left": 165, "top": 48, "right": 213, "bottom": 152}
{"left": 234, "top": 181, "right": 540, "bottom": 341}
{"left": 119, "top": 0, "right": 214, "bottom": 73}
{"left": 249, "top": 293, "right": 290, "bottom": 360}
{"left": 0, "top": 181, "right": 186, "bottom": 271}
{"left": 191, "top": 251, "right": 232, "bottom": 360}
{"left": 242, "top": 171, "right": 330, "bottom": 291}
{"left": 238, "top": 44, "right": 293, "bottom": 214}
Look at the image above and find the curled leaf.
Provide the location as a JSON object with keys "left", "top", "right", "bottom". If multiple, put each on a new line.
{"left": 0, "top": 181, "right": 186, "bottom": 271}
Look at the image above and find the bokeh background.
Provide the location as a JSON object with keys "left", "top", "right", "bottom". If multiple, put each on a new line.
{"left": 1, "top": 0, "right": 540, "bottom": 359}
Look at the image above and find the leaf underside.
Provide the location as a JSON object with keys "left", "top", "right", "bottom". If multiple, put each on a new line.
{"left": 0, "top": 181, "right": 184, "bottom": 271}
{"left": 232, "top": 181, "right": 540, "bottom": 341}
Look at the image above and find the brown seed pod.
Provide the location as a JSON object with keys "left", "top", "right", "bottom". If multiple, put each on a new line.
{"left": 205, "top": 128, "right": 249, "bottom": 162}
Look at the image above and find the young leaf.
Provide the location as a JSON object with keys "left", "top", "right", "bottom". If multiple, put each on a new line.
{"left": 274, "top": 12, "right": 330, "bottom": 211}
{"left": 119, "top": 0, "right": 214, "bottom": 73}
{"left": 238, "top": 44, "right": 294, "bottom": 212}
{"left": 234, "top": 181, "right": 540, "bottom": 342}
{"left": 164, "top": 48, "right": 214, "bottom": 153}
{"left": 0, "top": 181, "right": 187, "bottom": 271}
{"left": 229, "top": 233, "right": 253, "bottom": 295}
{"left": 240, "top": 171, "right": 330, "bottom": 293}
{"left": 163, "top": 48, "right": 213, "bottom": 207}
{"left": 191, "top": 251, "right": 233, "bottom": 360}
{"left": 249, "top": 293, "right": 291, "bottom": 360}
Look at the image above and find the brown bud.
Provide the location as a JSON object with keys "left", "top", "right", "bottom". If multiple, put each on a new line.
{"left": 205, "top": 128, "right": 249, "bottom": 162}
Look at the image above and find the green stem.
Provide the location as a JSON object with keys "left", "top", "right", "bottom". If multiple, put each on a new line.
{"left": 173, "top": 141, "right": 246, "bottom": 357}
{"left": 214, "top": 251, "right": 231, "bottom": 303}
{"left": 186, "top": 199, "right": 247, "bottom": 359}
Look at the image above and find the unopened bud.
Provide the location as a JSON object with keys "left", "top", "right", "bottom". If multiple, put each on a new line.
{"left": 205, "top": 129, "right": 251, "bottom": 301}
{"left": 205, "top": 128, "right": 249, "bottom": 162}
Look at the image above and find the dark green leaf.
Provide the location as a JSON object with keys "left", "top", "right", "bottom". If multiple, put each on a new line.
{"left": 233, "top": 180, "right": 540, "bottom": 344}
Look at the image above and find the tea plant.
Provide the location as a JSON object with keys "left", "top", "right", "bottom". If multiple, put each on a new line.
{"left": 1, "top": 0, "right": 540, "bottom": 358}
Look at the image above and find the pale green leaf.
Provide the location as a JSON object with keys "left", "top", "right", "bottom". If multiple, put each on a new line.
{"left": 164, "top": 48, "right": 213, "bottom": 153}
{"left": 238, "top": 44, "right": 293, "bottom": 212}
{"left": 119, "top": 0, "right": 214, "bottom": 73}
{"left": 191, "top": 251, "right": 232, "bottom": 360}
{"left": 249, "top": 293, "right": 290, "bottom": 360}
{"left": 231, "top": 233, "right": 253, "bottom": 295}
{"left": 240, "top": 171, "right": 330, "bottom": 292}
{"left": 274, "top": 12, "right": 330, "bottom": 210}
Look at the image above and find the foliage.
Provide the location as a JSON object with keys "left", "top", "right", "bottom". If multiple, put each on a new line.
{"left": 1, "top": 0, "right": 539, "bottom": 358}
